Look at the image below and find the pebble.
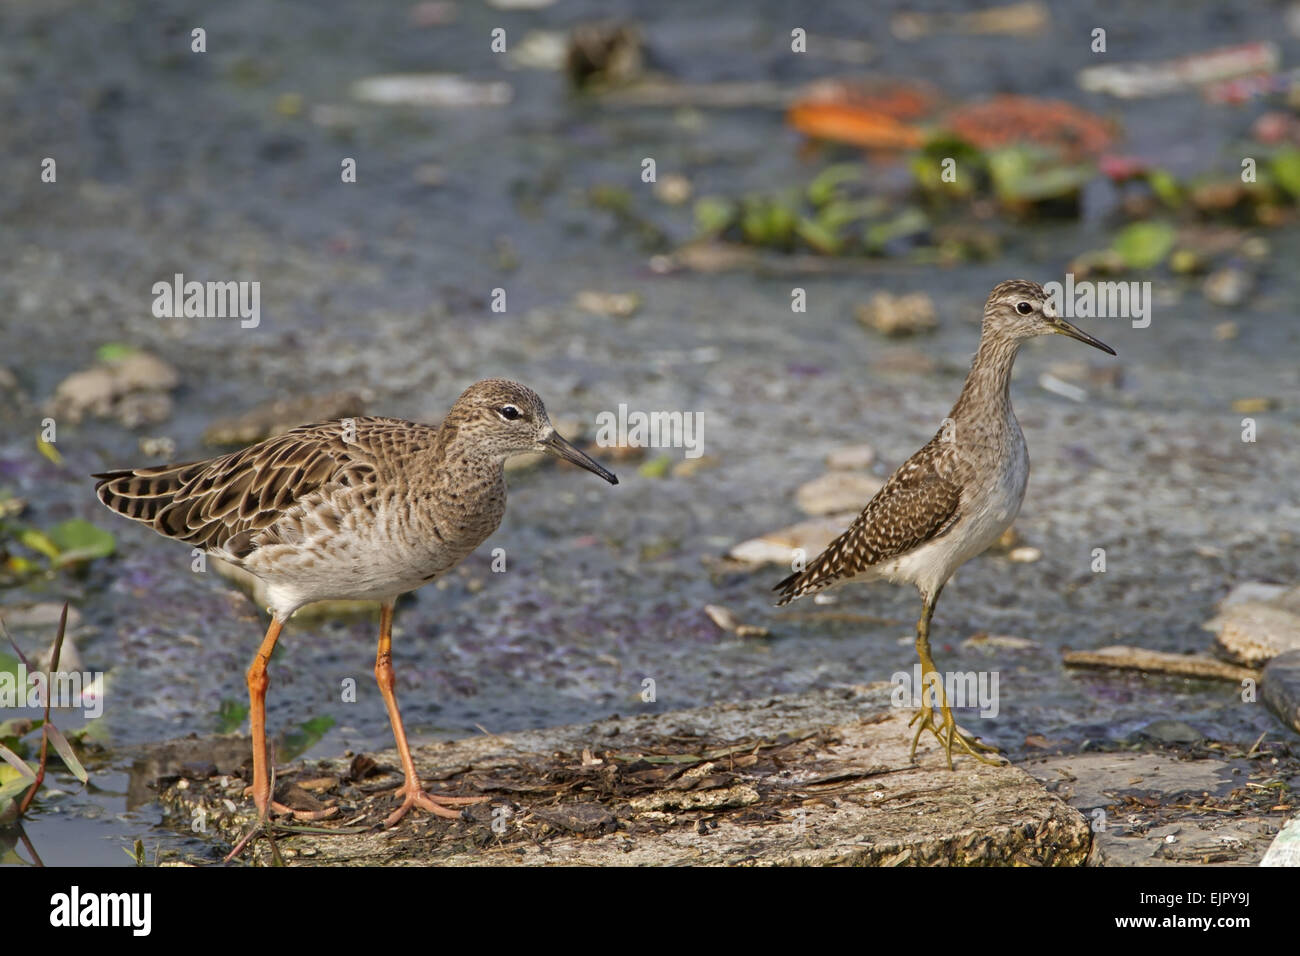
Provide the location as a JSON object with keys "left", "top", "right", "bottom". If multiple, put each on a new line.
{"left": 574, "top": 290, "right": 641, "bottom": 318}
{"left": 49, "top": 351, "right": 180, "bottom": 426}
{"left": 961, "top": 632, "right": 1040, "bottom": 652}
{"left": 1203, "top": 267, "right": 1253, "bottom": 307}
{"left": 351, "top": 74, "right": 513, "bottom": 107}
{"left": 1138, "top": 719, "right": 1204, "bottom": 745}
{"left": 855, "top": 292, "right": 938, "bottom": 337}
{"left": 825, "top": 443, "right": 875, "bottom": 470}
{"left": 794, "top": 471, "right": 883, "bottom": 516}
{"left": 1008, "top": 546, "right": 1042, "bottom": 563}
{"left": 0, "top": 602, "right": 84, "bottom": 631}
{"left": 1261, "top": 650, "right": 1300, "bottom": 735}
{"left": 653, "top": 173, "right": 693, "bottom": 206}
{"left": 728, "top": 513, "right": 854, "bottom": 566}
{"left": 1231, "top": 397, "right": 1278, "bottom": 413}
{"left": 703, "top": 604, "right": 770, "bottom": 639}
{"left": 1205, "top": 602, "right": 1300, "bottom": 667}
{"left": 1213, "top": 320, "right": 1239, "bottom": 341}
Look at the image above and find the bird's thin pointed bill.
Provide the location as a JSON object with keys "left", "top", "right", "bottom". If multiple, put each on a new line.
{"left": 543, "top": 432, "right": 618, "bottom": 484}
{"left": 1053, "top": 318, "right": 1116, "bottom": 355}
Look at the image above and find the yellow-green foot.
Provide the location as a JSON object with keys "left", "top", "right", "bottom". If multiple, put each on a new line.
{"left": 908, "top": 706, "right": 1004, "bottom": 769}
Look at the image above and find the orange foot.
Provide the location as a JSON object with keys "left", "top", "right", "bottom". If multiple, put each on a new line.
{"left": 242, "top": 785, "right": 341, "bottom": 822}
{"left": 384, "top": 785, "right": 487, "bottom": 828}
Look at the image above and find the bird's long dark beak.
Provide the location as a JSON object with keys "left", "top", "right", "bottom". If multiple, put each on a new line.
{"left": 543, "top": 431, "right": 618, "bottom": 484}
{"left": 1052, "top": 317, "right": 1116, "bottom": 355}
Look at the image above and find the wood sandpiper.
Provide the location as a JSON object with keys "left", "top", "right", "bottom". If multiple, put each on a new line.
{"left": 94, "top": 379, "right": 618, "bottom": 844}
{"left": 775, "top": 280, "right": 1115, "bottom": 767}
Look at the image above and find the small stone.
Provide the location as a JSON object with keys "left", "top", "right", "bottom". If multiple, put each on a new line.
{"left": 1203, "top": 267, "right": 1253, "bottom": 307}
{"left": 1219, "top": 581, "right": 1288, "bottom": 608}
{"left": 0, "top": 602, "right": 84, "bottom": 631}
{"left": 1206, "top": 602, "right": 1300, "bottom": 667}
{"left": 203, "top": 391, "right": 368, "bottom": 446}
{"left": 962, "top": 632, "right": 1040, "bottom": 652}
{"left": 1213, "top": 321, "right": 1239, "bottom": 341}
{"left": 1261, "top": 650, "right": 1300, "bottom": 735}
{"left": 825, "top": 443, "right": 875, "bottom": 470}
{"left": 992, "top": 526, "right": 1021, "bottom": 552}
{"left": 574, "top": 290, "right": 641, "bottom": 318}
{"left": 704, "top": 604, "right": 770, "bottom": 639}
{"left": 856, "top": 292, "right": 938, "bottom": 337}
{"left": 672, "top": 455, "right": 720, "bottom": 477}
{"left": 729, "top": 514, "right": 855, "bottom": 566}
{"left": 653, "top": 173, "right": 693, "bottom": 206}
{"left": 1008, "top": 546, "right": 1042, "bottom": 563}
{"left": 1138, "top": 720, "right": 1204, "bottom": 745}
{"left": 794, "top": 471, "right": 883, "bottom": 516}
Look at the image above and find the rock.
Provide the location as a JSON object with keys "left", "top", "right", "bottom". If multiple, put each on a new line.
{"left": 794, "top": 472, "right": 883, "bottom": 516}
{"left": 1260, "top": 814, "right": 1300, "bottom": 867}
{"left": 703, "top": 604, "right": 770, "bottom": 639}
{"left": 1219, "top": 581, "right": 1289, "bottom": 608}
{"left": 1008, "top": 546, "right": 1042, "bottom": 563}
{"left": 870, "top": 347, "right": 939, "bottom": 376}
{"left": 1262, "top": 650, "right": 1300, "bottom": 734}
{"left": 351, "top": 74, "right": 512, "bottom": 107}
{"left": 574, "top": 290, "right": 641, "bottom": 318}
{"left": 728, "top": 513, "right": 854, "bottom": 566}
{"left": 49, "top": 350, "right": 180, "bottom": 426}
{"left": 855, "top": 292, "right": 937, "bottom": 337}
{"left": 1204, "top": 267, "right": 1253, "bottom": 307}
{"left": 1023, "top": 752, "right": 1280, "bottom": 866}
{"left": 824, "top": 443, "right": 875, "bottom": 470}
{"left": 509, "top": 31, "right": 568, "bottom": 71}
{"left": 1137, "top": 719, "right": 1204, "bottom": 745}
{"left": 0, "top": 602, "right": 84, "bottom": 631}
{"left": 962, "top": 632, "right": 1040, "bottom": 652}
{"left": 158, "top": 685, "right": 1091, "bottom": 866}
{"left": 202, "top": 391, "right": 368, "bottom": 446}
{"left": 1205, "top": 602, "right": 1300, "bottom": 667}
{"left": 671, "top": 455, "right": 720, "bottom": 478}
{"left": 1213, "top": 320, "right": 1239, "bottom": 341}
{"left": 653, "top": 174, "right": 693, "bottom": 206}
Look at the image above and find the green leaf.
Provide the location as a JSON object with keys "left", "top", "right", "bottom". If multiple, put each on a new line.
{"left": 18, "top": 528, "right": 61, "bottom": 561}
{"left": 45, "top": 723, "right": 88, "bottom": 783}
{"left": 1146, "top": 169, "right": 1182, "bottom": 207}
{"left": 36, "top": 435, "right": 64, "bottom": 466}
{"left": 282, "top": 715, "right": 335, "bottom": 761}
{"left": 637, "top": 456, "right": 672, "bottom": 479}
{"left": 0, "top": 743, "right": 36, "bottom": 780}
{"left": 215, "top": 698, "right": 248, "bottom": 734}
{"left": 0, "top": 775, "right": 37, "bottom": 803}
{"left": 45, "top": 519, "right": 116, "bottom": 566}
{"left": 1271, "top": 148, "right": 1300, "bottom": 199}
{"left": 795, "top": 217, "right": 842, "bottom": 255}
{"left": 95, "top": 343, "right": 137, "bottom": 362}
{"left": 987, "top": 146, "right": 1093, "bottom": 203}
{"left": 807, "top": 163, "right": 865, "bottom": 207}
{"left": 1111, "top": 221, "right": 1176, "bottom": 270}
{"left": 692, "top": 196, "right": 735, "bottom": 236}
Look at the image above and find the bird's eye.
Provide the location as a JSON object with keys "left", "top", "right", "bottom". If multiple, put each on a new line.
{"left": 1016, "top": 302, "right": 1033, "bottom": 315}
{"left": 499, "top": 405, "right": 521, "bottom": 421}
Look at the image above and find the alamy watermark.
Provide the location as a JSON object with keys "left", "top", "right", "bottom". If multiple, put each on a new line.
{"left": 0, "top": 664, "right": 104, "bottom": 719}
{"left": 594, "top": 403, "right": 704, "bottom": 459}
{"left": 151, "top": 273, "right": 260, "bottom": 328}
{"left": 891, "top": 664, "right": 1000, "bottom": 718}
{"left": 1043, "top": 275, "right": 1151, "bottom": 329}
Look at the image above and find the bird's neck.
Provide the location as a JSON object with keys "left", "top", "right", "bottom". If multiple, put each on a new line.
{"left": 949, "top": 330, "right": 1021, "bottom": 423}
{"left": 430, "top": 424, "right": 506, "bottom": 501}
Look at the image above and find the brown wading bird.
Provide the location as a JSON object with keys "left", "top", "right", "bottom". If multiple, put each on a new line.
{"left": 94, "top": 379, "right": 617, "bottom": 850}
{"left": 774, "top": 280, "right": 1115, "bottom": 766}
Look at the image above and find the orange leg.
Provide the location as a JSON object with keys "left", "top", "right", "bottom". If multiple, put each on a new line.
{"left": 245, "top": 616, "right": 283, "bottom": 820}
{"left": 375, "top": 601, "right": 485, "bottom": 827}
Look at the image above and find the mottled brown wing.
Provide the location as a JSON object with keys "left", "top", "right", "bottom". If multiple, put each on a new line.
{"left": 93, "top": 417, "right": 426, "bottom": 557}
{"left": 773, "top": 436, "right": 964, "bottom": 605}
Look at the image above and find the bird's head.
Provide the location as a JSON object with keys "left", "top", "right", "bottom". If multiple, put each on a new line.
{"left": 446, "top": 379, "right": 618, "bottom": 484}
{"left": 984, "top": 279, "right": 1115, "bottom": 355}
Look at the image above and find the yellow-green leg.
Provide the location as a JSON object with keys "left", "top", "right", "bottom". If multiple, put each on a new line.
{"left": 906, "top": 586, "right": 1002, "bottom": 768}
